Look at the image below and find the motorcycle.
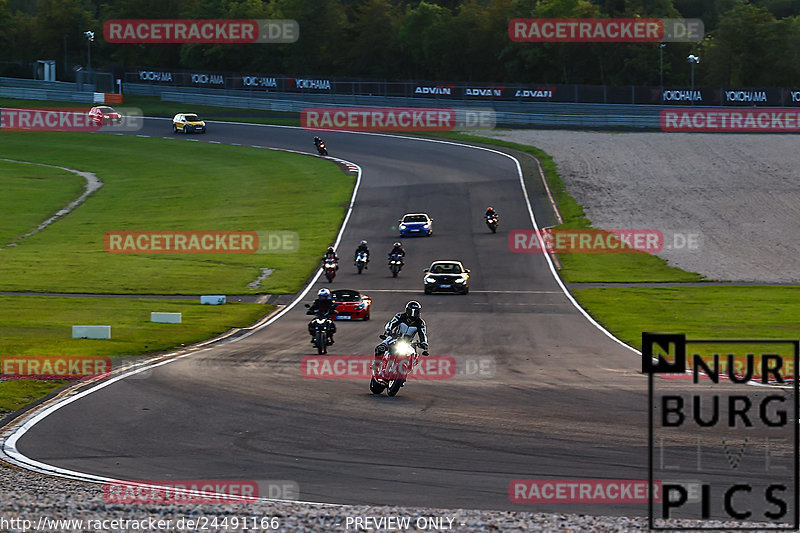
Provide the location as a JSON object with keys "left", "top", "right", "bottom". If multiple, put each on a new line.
{"left": 370, "top": 336, "right": 422, "bottom": 397}
{"left": 324, "top": 259, "right": 338, "bottom": 283}
{"left": 316, "top": 140, "right": 328, "bottom": 156}
{"left": 305, "top": 304, "right": 335, "bottom": 355}
{"left": 388, "top": 253, "right": 404, "bottom": 278}
{"left": 485, "top": 214, "right": 499, "bottom": 233}
{"left": 355, "top": 251, "right": 368, "bottom": 274}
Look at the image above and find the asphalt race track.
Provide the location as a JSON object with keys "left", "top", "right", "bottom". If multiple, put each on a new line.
{"left": 9, "top": 120, "right": 787, "bottom": 519}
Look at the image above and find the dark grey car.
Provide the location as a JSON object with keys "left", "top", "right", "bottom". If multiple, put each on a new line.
{"left": 423, "top": 260, "right": 470, "bottom": 295}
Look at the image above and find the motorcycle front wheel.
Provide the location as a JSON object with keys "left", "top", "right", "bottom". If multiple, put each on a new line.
{"left": 315, "top": 332, "right": 327, "bottom": 355}
{"left": 369, "top": 378, "right": 386, "bottom": 394}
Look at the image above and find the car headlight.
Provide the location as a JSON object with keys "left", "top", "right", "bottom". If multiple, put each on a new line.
{"left": 399, "top": 224, "right": 407, "bottom": 229}
{"left": 455, "top": 277, "right": 467, "bottom": 284}
{"left": 425, "top": 277, "right": 436, "bottom": 284}
{"left": 423, "top": 223, "right": 430, "bottom": 228}
{"left": 356, "top": 303, "right": 365, "bottom": 310}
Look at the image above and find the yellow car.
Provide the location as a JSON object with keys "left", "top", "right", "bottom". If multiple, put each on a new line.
{"left": 172, "top": 113, "right": 206, "bottom": 134}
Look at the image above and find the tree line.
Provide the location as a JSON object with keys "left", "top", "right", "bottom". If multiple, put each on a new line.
{"left": 2, "top": 0, "right": 800, "bottom": 87}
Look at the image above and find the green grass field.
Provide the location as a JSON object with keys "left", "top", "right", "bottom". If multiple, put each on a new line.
{"left": 0, "top": 132, "right": 352, "bottom": 294}
{"left": 0, "top": 159, "right": 85, "bottom": 245}
{"left": 0, "top": 295, "right": 272, "bottom": 416}
{"left": 0, "top": 129, "right": 350, "bottom": 415}
{"left": 574, "top": 286, "right": 800, "bottom": 349}
{"left": 0, "top": 295, "right": 270, "bottom": 356}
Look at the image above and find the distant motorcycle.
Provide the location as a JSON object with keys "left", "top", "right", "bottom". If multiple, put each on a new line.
{"left": 388, "top": 253, "right": 403, "bottom": 278}
{"left": 370, "top": 336, "right": 422, "bottom": 397}
{"left": 485, "top": 214, "right": 499, "bottom": 233}
{"left": 316, "top": 140, "right": 328, "bottom": 156}
{"left": 305, "top": 304, "right": 335, "bottom": 355}
{"left": 355, "top": 251, "right": 368, "bottom": 274}
{"left": 324, "top": 259, "right": 338, "bottom": 283}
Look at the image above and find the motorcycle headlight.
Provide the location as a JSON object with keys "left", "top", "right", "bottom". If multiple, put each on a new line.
{"left": 395, "top": 341, "right": 413, "bottom": 355}
{"left": 425, "top": 277, "right": 436, "bottom": 284}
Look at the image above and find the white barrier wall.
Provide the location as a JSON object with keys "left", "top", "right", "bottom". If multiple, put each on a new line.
{"left": 72, "top": 325, "right": 111, "bottom": 339}
{"left": 151, "top": 312, "right": 182, "bottom": 324}
{"left": 201, "top": 295, "right": 226, "bottom": 305}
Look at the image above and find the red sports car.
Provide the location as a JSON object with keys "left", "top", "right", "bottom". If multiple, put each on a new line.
{"left": 88, "top": 106, "right": 122, "bottom": 126}
{"left": 331, "top": 289, "right": 371, "bottom": 321}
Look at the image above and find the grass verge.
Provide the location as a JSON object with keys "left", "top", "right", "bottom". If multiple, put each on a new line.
{"left": 0, "top": 132, "right": 352, "bottom": 294}
{"left": 0, "top": 380, "right": 68, "bottom": 418}
{"left": 574, "top": 286, "right": 800, "bottom": 348}
{"left": 0, "top": 295, "right": 272, "bottom": 417}
{"left": 0, "top": 159, "right": 85, "bottom": 245}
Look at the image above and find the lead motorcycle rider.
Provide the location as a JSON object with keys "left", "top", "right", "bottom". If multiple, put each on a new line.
{"left": 374, "top": 301, "right": 429, "bottom": 370}
{"left": 307, "top": 288, "right": 337, "bottom": 345}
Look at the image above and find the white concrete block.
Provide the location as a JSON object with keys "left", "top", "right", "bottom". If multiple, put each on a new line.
{"left": 72, "top": 325, "right": 111, "bottom": 339}
{"left": 151, "top": 312, "right": 182, "bottom": 324}
{"left": 201, "top": 295, "right": 226, "bottom": 305}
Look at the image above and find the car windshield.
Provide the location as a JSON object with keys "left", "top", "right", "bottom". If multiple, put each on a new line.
{"left": 332, "top": 291, "right": 361, "bottom": 302}
{"left": 432, "top": 263, "right": 462, "bottom": 274}
{"left": 98, "top": 107, "right": 114, "bottom": 113}
{"left": 184, "top": 115, "right": 201, "bottom": 121}
{"left": 403, "top": 215, "right": 428, "bottom": 223}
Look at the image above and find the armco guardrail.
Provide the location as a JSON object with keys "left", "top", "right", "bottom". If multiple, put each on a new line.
{"left": 158, "top": 89, "right": 664, "bottom": 129}
{"left": 0, "top": 77, "right": 664, "bottom": 128}
{"left": 0, "top": 76, "right": 96, "bottom": 102}
{"left": 0, "top": 86, "right": 95, "bottom": 103}
{"left": 0, "top": 76, "right": 80, "bottom": 90}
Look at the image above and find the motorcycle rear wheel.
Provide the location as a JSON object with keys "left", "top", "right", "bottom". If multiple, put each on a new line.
{"left": 387, "top": 379, "right": 404, "bottom": 396}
